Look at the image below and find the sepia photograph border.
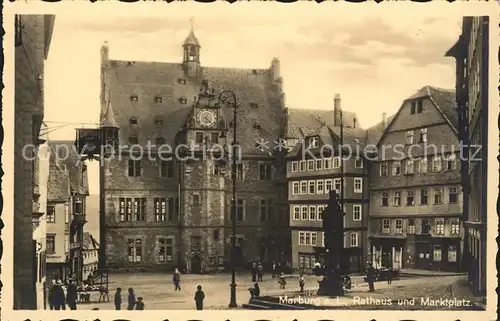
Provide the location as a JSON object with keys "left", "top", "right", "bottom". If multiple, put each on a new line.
{"left": 1, "top": 1, "right": 499, "bottom": 321}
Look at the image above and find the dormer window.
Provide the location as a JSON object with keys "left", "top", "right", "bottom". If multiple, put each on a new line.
{"left": 129, "top": 136, "right": 138, "bottom": 144}
{"left": 129, "top": 117, "right": 138, "bottom": 125}
{"left": 155, "top": 118, "right": 163, "bottom": 126}
{"left": 155, "top": 96, "right": 163, "bottom": 103}
{"left": 130, "top": 95, "right": 139, "bottom": 102}
{"left": 410, "top": 99, "right": 424, "bottom": 114}
{"left": 308, "top": 137, "right": 319, "bottom": 148}
{"left": 250, "top": 102, "right": 258, "bottom": 108}
{"left": 178, "top": 78, "right": 186, "bottom": 84}
{"left": 180, "top": 97, "right": 187, "bottom": 104}
{"left": 419, "top": 128, "right": 428, "bottom": 143}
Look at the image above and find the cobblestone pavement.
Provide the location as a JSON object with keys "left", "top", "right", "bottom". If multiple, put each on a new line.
{"left": 74, "top": 273, "right": 468, "bottom": 310}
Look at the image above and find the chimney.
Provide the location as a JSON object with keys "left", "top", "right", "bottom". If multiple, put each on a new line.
{"left": 334, "top": 94, "right": 341, "bottom": 126}
{"left": 101, "top": 41, "right": 109, "bottom": 64}
{"left": 271, "top": 57, "right": 281, "bottom": 82}
{"left": 353, "top": 117, "right": 357, "bottom": 128}
{"left": 382, "top": 112, "right": 387, "bottom": 127}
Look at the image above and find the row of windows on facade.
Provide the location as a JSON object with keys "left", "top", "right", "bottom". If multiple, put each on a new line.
{"left": 127, "top": 93, "right": 260, "bottom": 109}
{"left": 290, "top": 157, "right": 363, "bottom": 173}
{"left": 126, "top": 131, "right": 224, "bottom": 146}
{"left": 127, "top": 159, "right": 274, "bottom": 181}
{"left": 380, "top": 187, "right": 459, "bottom": 207}
{"left": 306, "top": 137, "right": 362, "bottom": 149}
{"left": 379, "top": 154, "right": 457, "bottom": 177}
{"left": 292, "top": 178, "right": 363, "bottom": 196}
{"left": 379, "top": 217, "right": 460, "bottom": 235}
{"left": 292, "top": 204, "right": 362, "bottom": 222}
{"left": 298, "top": 231, "right": 360, "bottom": 248}
{"left": 372, "top": 245, "right": 458, "bottom": 264}
{"left": 116, "top": 197, "right": 277, "bottom": 223}
{"left": 46, "top": 200, "right": 84, "bottom": 224}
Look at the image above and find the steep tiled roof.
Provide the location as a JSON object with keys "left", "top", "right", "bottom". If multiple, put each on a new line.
{"left": 184, "top": 30, "right": 200, "bottom": 47}
{"left": 286, "top": 108, "right": 365, "bottom": 157}
{"left": 365, "top": 114, "right": 395, "bottom": 146}
{"left": 48, "top": 141, "right": 89, "bottom": 197}
{"left": 406, "top": 86, "right": 457, "bottom": 131}
{"left": 83, "top": 232, "right": 99, "bottom": 250}
{"left": 47, "top": 168, "right": 70, "bottom": 202}
{"left": 106, "top": 60, "right": 283, "bottom": 154}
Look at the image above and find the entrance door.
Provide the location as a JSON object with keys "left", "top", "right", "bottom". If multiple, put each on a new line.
{"left": 381, "top": 250, "right": 392, "bottom": 268}
{"left": 190, "top": 255, "right": 202, "bottom": 273}
{"left": 416, "top": 244, "right": 430, "bottom": 269}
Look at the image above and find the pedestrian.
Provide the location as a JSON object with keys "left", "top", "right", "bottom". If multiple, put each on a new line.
{"left": 114, "top": 287, "right": 122, "bottom": 310}
{"left": 173, "top": 268, "right": 181, "bottom": 291}
{"left": 278, "top": 272, "right": 286, "bottom": 289}
{"left": 48, "top": 280, "right": 56, "bottom": 310}
{"left": 135, "top": 297, "right": 145, "bottom": 310}
{"left": 366, "top": 262, "right": 375, "bottom": 292}
{"left": 272, "top": 262, "right": 276, "bottom": 278}
{"left": 53, "top": 280, "right": 65, "bottom": 310}
{"left": 66, "top": 279, "right": 78, "bottom": 310}
{"left": 248, "top": 282, "right": 260, "bottom": 298}
{"left": 298, "top": 273, "right": 305, "bottom": 293}
{"left": 257, "top": 263, "right": 264, "bottom": 282}
{"left": 127, "top": 287, "right": 136, "bottom": 310}
{"left": 251, "top": 263, "right": 257, "bottom": 282}
{"left": 194, "top": 285, "right": 205, "bottom": 310}
{"left": 387, "top": 267, "right": 393, "bottom": 284}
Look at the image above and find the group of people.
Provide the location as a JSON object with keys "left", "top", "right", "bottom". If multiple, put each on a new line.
{"left": 112, "top": 268, "right": 206, "bottom": 311}
{"left": 48, "top": 279, "right": 78, "bottom": 310}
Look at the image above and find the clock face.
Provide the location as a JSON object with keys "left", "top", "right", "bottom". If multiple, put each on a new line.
{"left": 197, "top": 109, "right": 216, "bottom": 127}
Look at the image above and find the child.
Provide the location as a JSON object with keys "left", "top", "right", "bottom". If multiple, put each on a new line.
{"left": 279, "top": 272, "right": 287, "bottom": 289}
{"left": 135, "top": 297, "right": 145, "bottom": 310}
{"left": 114, "top": 287, "right": 122, "bottom": 310}
{"left": 248, "top": 283, "right": 260, "bottom": 298}
{"left": 127, "top": 288, "right": 136, "bottom": 310}
{"left": 194, "top": 285, "right": 205, "bottom": 310}
{"left": 298, "top": 273, "right": 305, "bottom": 293}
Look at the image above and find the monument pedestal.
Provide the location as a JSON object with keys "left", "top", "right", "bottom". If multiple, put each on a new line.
{"left": 317, "top": 276, "right": 344, "bottom": 297}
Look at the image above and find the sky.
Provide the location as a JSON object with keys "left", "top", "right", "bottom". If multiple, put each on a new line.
{"left": 42, "top": 4, "right": 466, "bottom": 195}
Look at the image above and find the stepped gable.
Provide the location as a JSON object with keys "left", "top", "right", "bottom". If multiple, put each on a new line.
{"left": 107, "top": 60, "right": 282, "bottom": 154}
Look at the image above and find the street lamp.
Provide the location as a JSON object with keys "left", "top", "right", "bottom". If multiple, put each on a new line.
{"left": 218, "top": 89, "right": 238, "bottom": 308}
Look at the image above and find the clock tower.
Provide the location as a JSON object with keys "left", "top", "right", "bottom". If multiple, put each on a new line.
{"left": 187, "top": 80, "right": 225, "bottom": 147}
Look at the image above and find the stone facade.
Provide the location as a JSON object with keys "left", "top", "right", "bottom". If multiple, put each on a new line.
{"left": 13, "top": 14, "right": 54, "bottom": 310}
{"left": 100, "top": 29, "right": 289, "bottom": 272}
{"left": 446, "top": 16, "right": 489, "bottom": 296}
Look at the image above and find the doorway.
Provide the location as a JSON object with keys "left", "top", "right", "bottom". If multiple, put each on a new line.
{"left": 416, "top": 243, "right": 430, "bottom": 269}
{"left": 190, "top": 255, "right": 202, "bottom": 274}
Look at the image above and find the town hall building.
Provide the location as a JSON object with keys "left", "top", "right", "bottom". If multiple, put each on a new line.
{"left": 99, "top": 28, "right": 290, "bottom": 272}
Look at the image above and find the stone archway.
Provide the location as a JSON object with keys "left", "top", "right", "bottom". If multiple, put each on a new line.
{"left": 189, "top": 254, "right": 202, "bottom": 274}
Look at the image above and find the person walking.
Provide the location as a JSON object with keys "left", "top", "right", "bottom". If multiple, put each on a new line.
{"left": 298, "top": 273, "right": 305, "bottom": 293}
{"left": 53, "top": 280, "right": 65, "bottom": 310}
{"left": 387, "top": 267, "right": 393, "bottom": 284}
{"left": 194, "top": 285, "right": 205, "bottom": 310}
{"left": 48, "top": 280, "right": 56, "bottom": 310}
{"left": 366, "top": 263, "right": 376, "bottom": 292}
{"left": 272, "top": 262, "right": 276, "bottom": 278}
{"left": 278, "top": 272, "right": 286, "bottom": 289}
{"left": 251, "top": 263, "right": 257, "bottom": 282}
{"left": 66, "top": 279, "right": 78, "bottom": 310}
{"left": 257, "top": 263, "right": 264, "bottom": 282}
{"left": 135, "top": 297, "right": 145, "bottom": 310}
{"left": 114, "top": 287, "right": 122, "bottom": 310}
{"left": 173, "top": 268, "right": 182, "bottom": 291}
{"left": 127, "top": 288, "right": 136, "bottom": 310}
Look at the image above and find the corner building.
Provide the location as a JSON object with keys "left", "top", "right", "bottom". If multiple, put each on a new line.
{"left": 367, "top": 86, "right": 464, "bottom": 272}
{"left": 285, "top": 97, "right": 368, "bottom": 273}
{"left": 100, "top": 29, "right": 289, "bottom": 272}
{"left": 446, "top": 16, "right": 489, "bottom": 296}
{"left": 13, "top": 14, "right": 55, "bottom": 309}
